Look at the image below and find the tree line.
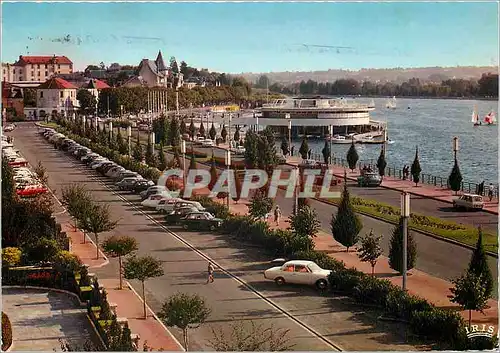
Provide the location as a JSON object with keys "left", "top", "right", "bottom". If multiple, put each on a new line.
{"left": 259, "top": 73, "right": 498, "bottom": 98}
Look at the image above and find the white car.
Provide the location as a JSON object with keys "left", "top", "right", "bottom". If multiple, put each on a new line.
{"left": 453, "top": 194, "right": 484, "bottom": 211}
{"left": 141, "top": 194, "right": 172, "bottom": 208}
{"left": 263, "top": 260, "right": 331, "bottom": 290}
{"left": 4, "top": 124, "right": 15, "bottom": 132}
{"left": 201, "top": 139, "right": 215, "bottom": 147}
{"left": 156, "top": 197, "right": 183, "bottom": 213}
{"left": 231, "top": 146, "right": 246, "bottom": 155}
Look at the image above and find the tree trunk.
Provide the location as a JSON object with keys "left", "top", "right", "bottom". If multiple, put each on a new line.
{"left": 183, "top": 328, "right": 189, "bottom": 351}
{"left": 346, "top": 246, "right": 349, "bottom": 253}
{"left": 371, "top": 264, "right": 375, "bottom": 276}
{"left": 118, "top": 256, "right": 123, "bottom": 290}
{"left": 469, "top": 309, "right": 472, "bottom": 328}
{"left": 95, "top": 233, "right": 99, "bottom": 259}
{"left": 142, "top": 281, "right": 147, "bottom": 319}
{"left": 82, "top": 229, "right": 86, "bottom": 244}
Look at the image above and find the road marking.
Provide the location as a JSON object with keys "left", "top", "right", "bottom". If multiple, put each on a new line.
{"left": 82, "top": 168, "right": 343, "bottom": 351}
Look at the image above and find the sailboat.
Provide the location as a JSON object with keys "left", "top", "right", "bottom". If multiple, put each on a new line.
{"left": 483, "top": 111, "right": 496, "bottom": 125}
{"left": 472, "top": 107, "right": 481, "bottom": 126}
{"left": 385, "top": 96, "right": 397, "bottom": 109}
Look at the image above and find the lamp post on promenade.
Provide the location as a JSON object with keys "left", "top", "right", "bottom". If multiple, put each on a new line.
{"left": 329, "top": 125, "right": 333, "bottom": 165}
{"left": 127, "top": 126, "right": 132, "bottom": 157}
{"left": 228, "top": 113, "right": 232, "bottom": 149}
{"left": 181, "top": 140, "right": 186, "bottom": 187}
{"left": 401, "top": 192, "right": 410, "bottom": 291}
{"left": 225, "top": 149, "right": 231, "bottom": 209}
{"left": 453, "top": 136, "right": 459, "bottom": 160}
{"left": 286, "top": 114, "right": 291, "bottom": 157}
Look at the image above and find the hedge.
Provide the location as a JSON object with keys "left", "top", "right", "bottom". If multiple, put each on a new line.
{"left": 326, "top": 196, "right": 498, "bottom": 253}
{"left": 2, "top": 312, "right": 12, "bottom": 351}
{"left": 2, "top": 266, "right": 78, "bottom": 293}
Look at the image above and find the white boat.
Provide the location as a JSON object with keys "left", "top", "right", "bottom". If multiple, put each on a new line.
{"left": 329, "top": 135, "right": 354, "bottom": 144}
{"left": 483, "top": 111, "right": 496, "bottom": 125}
{"left": 472, "top": 106, "right": 481, "bottom": 126}
{"left": 386, "top": 96, "right": 397, "bottom": 109}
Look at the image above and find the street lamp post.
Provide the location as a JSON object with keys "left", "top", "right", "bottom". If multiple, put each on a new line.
{"left": 285, "top": 113, "right": 291, "bottom": 157}
{"left": 181, "top": 140, "right": 186, "bottom": 187}
{"left": 228, "top": 113, "right": 232, "bottom": 149}
{"left": 294, "top": 167, "right": 299, "bottom": 215}
{"left": 401, "top": 192, "right": 410, "bottom": 291}
{"left": 329, "top": 125, "right": 333, "bottom": 165}
{"left": 127, "top": 126, "right": 132, "bottom": 157}
{"left": 256, "top": 113, "right": 259, "bottom": 133}
{"left": 453, "top": 136, "right": 459, "bottom": 160}
{"left": 226, "top": 150, "right": 231, "bottom": 209}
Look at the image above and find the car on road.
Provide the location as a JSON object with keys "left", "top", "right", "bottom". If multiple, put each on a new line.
{"left": 4, "top": 124, "right": 16, "bottom": 132}
{"left": 116, "top": 177, "right": 144, "bottom": 191}
{"left": 164, "top": 206, "right": 198, "bottom": 225}
{"left": 231, "top": 146, "right": 246, "bottom": 155}
{"left": 201, "top": 139, "right": 215, "bottom": 147}
{"left": 453, "top": 194, "right": 484, "bottom": 211}
{"left": 299, "top": 159, "right": 320, "bottom": 168}
{"left": 132, "top": 179, "right": 155, "bottom": 193}
{"left": 357, "top": 172, "right": 382, "bottom": 187}
{"left": 180, "top": 211, "right": 223, "bottom": 231}
{"left": 264, "top": 260, "right": 331, "bottom": 290}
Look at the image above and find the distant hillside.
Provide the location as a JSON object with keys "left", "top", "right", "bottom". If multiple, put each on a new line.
{"left": 241, "top": 66, "right": 498, "bottom": 85}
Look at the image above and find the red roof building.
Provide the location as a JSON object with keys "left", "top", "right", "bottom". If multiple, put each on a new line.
{"left": 3, "top": 55, "right": 73, "bottom": 83}
{"left": 14, "top": 55, "right": 73, "bottom": 66}
{"left": 38, "top": 77, "right": 77, "bottom": 89}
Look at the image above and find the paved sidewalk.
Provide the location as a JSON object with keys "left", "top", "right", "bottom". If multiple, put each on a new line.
{"left": 285, "top": 156, "right": 499, "bottom": 215}
{"left": 2, "top": 287, "right": 94, "bottom": 351}
{"left": 221, "top": 199, "right": 498, "bottom": 327}
{"left": 68, "top": 227, "right": 184, "bottom": 351}
{"left": 63, "top": 224, "right": 108, "bottom": 269}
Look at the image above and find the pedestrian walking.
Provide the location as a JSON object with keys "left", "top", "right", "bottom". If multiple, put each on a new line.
{"left": 402, "top": 165, "right": 407, "bottom": 180}
{"left": 291, "top": 145, "right": 295, "bottom": 157}
{"left": 273, "top": 205, "right": 282, "bottom": 226}
{"left": 488, "top": 183, "right": 495, "bottom": 202}
{"left": 207, "top": 262, "right": 214, "bottom": 283}
{"left": 308, "top": 149, "right": 312, "bottom": 159}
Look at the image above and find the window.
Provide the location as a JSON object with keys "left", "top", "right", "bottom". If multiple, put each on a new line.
{"left": 294, "top": 265, "right": 309, "bottom": 273}
{"left": 31, "top": 71, "right": 34, "bottom": 76}
{"left": 40, "top": 91, "right": 44, "bottom": 98}
{"left": 13, "top": 69, "right": 16, "bottom": 74}
{"left": 58, "top": 64, "right": 61, "bottom": 69}
{"left": 60, "top": 91, "right": 64, "bottom": 98}
{"left": 45, "top": 71, "right": 48, "bottom": 76}
{"left": 37, "top": 71, "right": 40, "bottom": 76}
{"left": 19, "top": 76, "right": 22, "bottom": 81}
{"left": 37, "top": 64, "right": 40, "bottom": 69}
{"left": 282, "top": 265, "right": 294, "bottom": 272}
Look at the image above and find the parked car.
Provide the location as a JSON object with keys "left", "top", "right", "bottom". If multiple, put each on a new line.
{"left": 4, "top": 124, "right": 16, "bottom": 132}
{"left": 164, "top": 206, "right": 198, "bottom": 225}
{"left": 180, "top": 211, "right": 223, "bottom": 231}
{"left": 16, "top": 183, "right": 48, "bottom": 197}
{"left": 141, "top": 194, "right": 172, "bottom": 208}
{"left": 132, "top": 179, "right": 155, "bottom": 193}
{"left": 453, "top": 194, "right": 484, "bottom": 211}
{"left": 140, "top": 186, "right": 168, "bottom": 200}
{"left": 201, "top": 139, "right": 215, "bottom": 147}
{"left": 231, "top": 146, "right": 246, "bottom": 155}
{"left": 299, "top": 159, "right": 320, "bottom": 168}
{"left": 173, "top": 200, "right": 205, "bottom": 212}
{"left": 357, "top": 172, "right": 382, "bottom": 187}
{"left": 116, "top": 177, "right": 143, "bottom": 191}
{"left": 113, "top": 171, "right": 141, "bottom": 182}
{"left": 156, "top": 198, "right": 182, "bottom": 213}
{"left": 106, "top": 166, "right": 125, "bottom": 178}
{"left": 263, "top": 260, "right": 331, "bottom": 290}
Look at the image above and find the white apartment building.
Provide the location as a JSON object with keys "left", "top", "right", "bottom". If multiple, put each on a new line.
{"left": 2, "top": 55, "right": 73, "bottom": 84}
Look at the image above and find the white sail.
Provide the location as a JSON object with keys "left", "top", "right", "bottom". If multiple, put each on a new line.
{"left": 471, "top": 110, "right": 477, "bottom": 122}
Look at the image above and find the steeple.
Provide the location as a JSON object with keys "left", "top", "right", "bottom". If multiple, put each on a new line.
{"left": 155, "top": 50, "right": 167, "bottom": 73}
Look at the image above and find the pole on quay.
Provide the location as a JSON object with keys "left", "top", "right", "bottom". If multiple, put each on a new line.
{"left": 181, "top": 140, "right": 186, "bottom": 188}
{"left": 226, "top": 149, "right": 231, "bottom": 209}
{"left": 401, "top": 192, "right": 410, "bottom": 291}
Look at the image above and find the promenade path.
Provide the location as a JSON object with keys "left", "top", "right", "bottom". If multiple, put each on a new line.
{"left": 2, "top": 287, "right": 95, "bottom": 351}
{"left": 219, "top": 198, "right": 498, "bottom": 328}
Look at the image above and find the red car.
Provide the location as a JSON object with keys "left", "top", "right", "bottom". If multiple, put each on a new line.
{"left": 9, "top": 159, "right": 29, "bottom": 167}
{"left": 16, "top": 184, "right": 48, "bottom": 197}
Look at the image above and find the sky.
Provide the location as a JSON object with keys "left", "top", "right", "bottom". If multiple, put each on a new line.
{"left": 1, "top": 1, "right": 499, "bottom": 74}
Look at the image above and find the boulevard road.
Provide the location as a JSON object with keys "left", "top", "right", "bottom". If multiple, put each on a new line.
{"left": 11, "top": 123, "right": 420, "bottom": 351}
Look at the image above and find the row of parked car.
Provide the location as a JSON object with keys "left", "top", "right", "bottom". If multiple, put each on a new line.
{"left": 41, "top": 127, "right": 334, "bottom": 291}
{"left": 41, "top": 127, "right": 224, "bottom": 232}
{"left": 2, "top": 135, "right": 48, "bottom": 197}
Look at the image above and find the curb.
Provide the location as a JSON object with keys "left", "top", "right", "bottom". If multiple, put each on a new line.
{"left": 319, "top": 198, "right": 498, "bottom": 258}
{"left": 2, "top": 285, "right": 107, "bottom": 349}
{"left": 125, "top": 282, "right": 185, "bottom": 352}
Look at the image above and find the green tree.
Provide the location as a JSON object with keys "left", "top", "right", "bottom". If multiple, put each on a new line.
{"left": 118, "top": 322, "right": 135, "bottom": 351}
{"left": 248, "top": 190, "right": 274, "bottom": 220}
{"left": 321, "top": 139, "right": 331, "bottom": 164}
{"left": 76, "top": 89, "right": 97, "bottom": 115}
{"left": 233, "top": 126, "right": 240, "bottom": 142}
{"left": 280, "top": 138, "right": 289, "bottom": 156}
{"left": 124, "top": 255, "right": 164, "bottom": 319}
{"left": 243, "top": 131, "right": 259, "bottom": 168}
{"left": 199, "top": 122, "right": 206, "bottom": 138}
{"left": 132, "top": 136, "right": 144, "bottom": 162}
{"left": 157, "top": 144, "right": 167, "bottom": 171}
{"left": 24, "top": 238, "right": 60, "bottom": 263}
{"left": 105, "top": 316, "right": 123, "bottom": 350}
{"left": 467, "top": 227, "right": 493, "bottom": 298}
{"left": 61, "top": 184, "right": 93, "bottom": 236}
{"left": 288, "top": 205, "right": 320, "bottom": 251}
{"left": 449, "top": 271, "right": 489, "bottom": 328}
{"left": 448, "top": 158, "right": 463, "bottom": 194}
{"left": 145, "top": 140, "right": 156, "bottom": 167}
{"left": 81, "top": 203, "right": 118, "bottom": 259}
{"left": 410, "top": 146, "right": 422, "bottom": 186}
{"left": 189, "top": 119, "right": 196, "bottom": 140}
{"left": 168, "top": 115, "right": 181, "bottom": 147}
{"left": 221, "top": 125, "right": 228, "bottom": 143}
{"left": 376, "top": 146, "right": 387, "bottom": 178}
{"left": 299, "top": 136, "right": 309, "bottom": 159}
{"left": 346, "top": 140, "right": 359, "bottom": 171}
{"left": 2, "top": 247, "right": 22, "bottom": 267}
{"left": 330, "top": 174, "right": 362, "bottom": 252}
{"left": 209, "top": 123, "right": 217, "bottom": 140}
{"left": 209, "top": 321, "right": 293, "bottom": 351}
{"left": 34, "top": 161, "right": 48, "bottom": 184}
{"left": 1, "top": 157, "right": 15, "bottom": 204}
{"left": 158, "top": 293, "right": 211, "bottom": 351}
{"left": 208, "top": 155, "right": 218, "bottom": 190}
{"left": 116, "top": 128, "right": 128, "bottom": 155}
{"left": 102, "top": 235, "right": 139, "bottom": 290}
{"left": 357, "top": 230, "right": 383, "bottom": 275}
{"left": 180, "top": 118, "right": 187, "bottom": 136}
{"left": 388, "top": 217, "right": 417, "bottom": 273}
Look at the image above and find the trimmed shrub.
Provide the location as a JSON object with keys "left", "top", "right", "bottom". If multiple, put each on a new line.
{"left": 409, "top": 308, "right": 466, "bottom": 346}
{"left": 2, "top": 312, "right": 12, "bottom": 351}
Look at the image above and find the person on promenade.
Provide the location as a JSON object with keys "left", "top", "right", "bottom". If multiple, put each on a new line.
{"left": 488, "top": 183, "right": 494, "bottom": 202}
{"left": 274, "top": 205, "right": 282, "bottom": 226}
{"left": 479, "top": 181, "right": 485, "bottom": 195}
{"left": 402, "top": 165, "right": 407, "bottom": 180}
{"left": 291, "top": 145, "right": 295, "bottom": 157}
{"left": 207, "top": 262, "right": 214, "bottom": 283}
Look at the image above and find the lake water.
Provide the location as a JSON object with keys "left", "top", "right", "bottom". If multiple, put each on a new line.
{"left": 291, "top": 98, "right": 498, "bottom": 185}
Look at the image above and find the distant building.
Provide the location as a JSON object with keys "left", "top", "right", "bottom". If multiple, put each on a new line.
{"left": 2, "top": 55, "right": 73, "bottom": 85}
{"left": 2, "top": 82, "right": 24, "bottom": 118}
{"left": 34, "top": 77, "right": 78, "bottom": 119}
{"left": 121, "top": 75, "right": 148, "bottom": 88}
{"left": 137, "top": 50, "right": 170, "bottom": 87}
